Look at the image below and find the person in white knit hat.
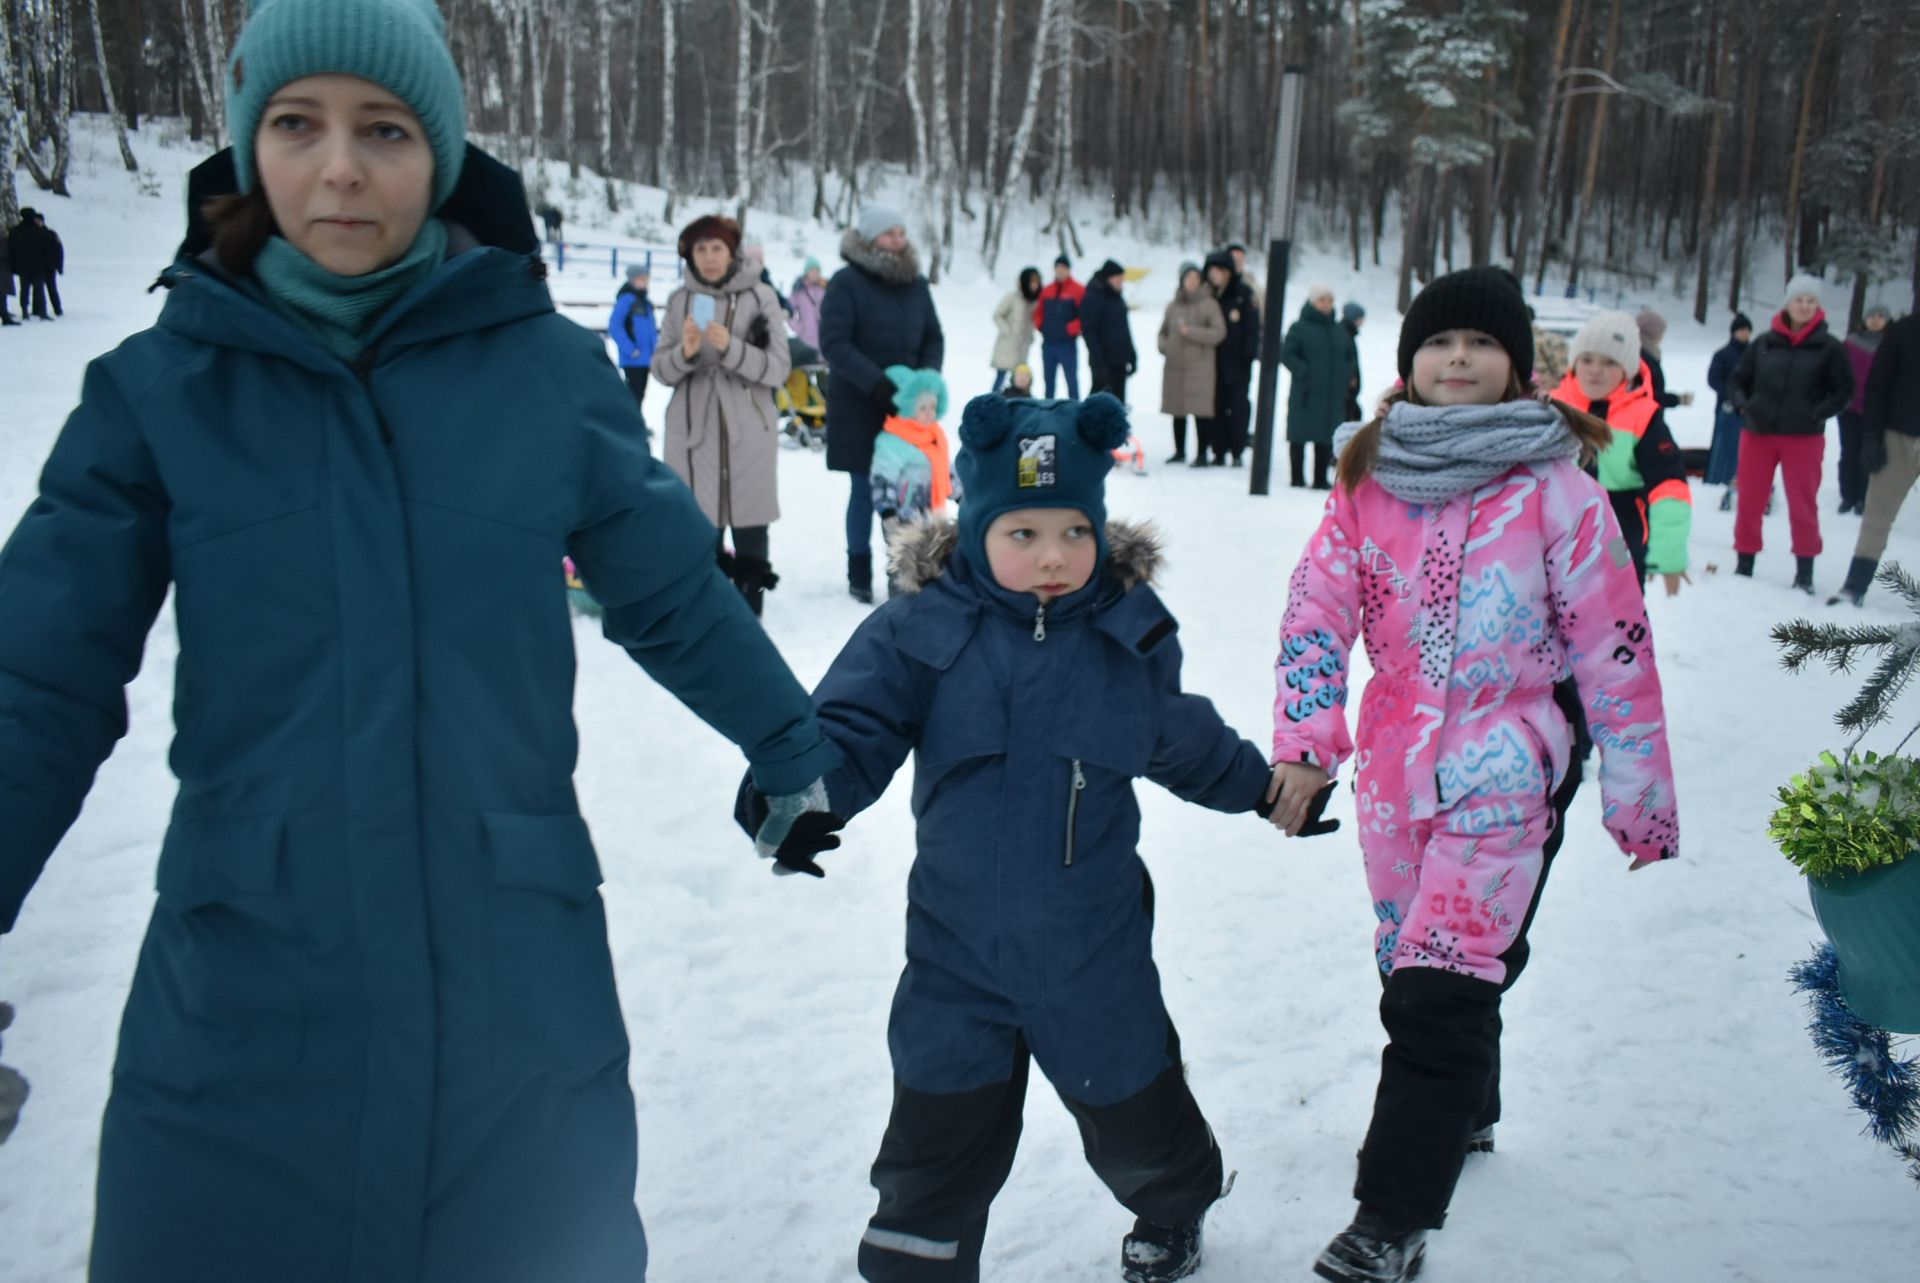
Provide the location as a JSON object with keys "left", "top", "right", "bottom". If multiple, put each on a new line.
{"left": 1548, "top": 312, "right": 1693, "bottom": 595}
{"left": 1727, "top": 273, "right": 1855, "bottom": 592}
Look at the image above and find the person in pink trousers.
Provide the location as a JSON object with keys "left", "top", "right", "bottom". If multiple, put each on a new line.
{"left": 1261, "top": 268, "right": 1681, "bottom": 1283}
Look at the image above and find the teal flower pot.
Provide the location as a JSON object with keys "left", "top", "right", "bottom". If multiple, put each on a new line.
{"left": 1808, "top": 853, "right": 1920, "bottom": 1033}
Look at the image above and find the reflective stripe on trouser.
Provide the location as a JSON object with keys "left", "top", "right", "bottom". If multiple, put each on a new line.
{"left": 857, "top": 1028, "right": 1222, "bottom": 1281}
{"left": 1854, "top": 432, "right": 1920, "bottom": 562}
{"left": 1353, "top": 759, "right": 1581, "bottom": 1230}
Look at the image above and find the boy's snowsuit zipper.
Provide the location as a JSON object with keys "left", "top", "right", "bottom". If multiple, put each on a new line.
{"left": 1034, "top": 601, "right": 1048, "bottom": 641}
{"left": 1064, "top": 758, "right": 1086, "bottom": 866}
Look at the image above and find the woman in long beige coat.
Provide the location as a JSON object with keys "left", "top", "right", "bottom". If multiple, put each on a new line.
{"left": 1157, "top": 263, "right": 1226, "bottom": 463}
{"left": 652, "top": 214, "right": 792, "bottom": 614}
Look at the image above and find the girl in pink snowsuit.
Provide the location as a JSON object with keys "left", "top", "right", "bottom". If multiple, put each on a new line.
{"left": 1265, "top": 268, "right": 1680, "bottom": 1283}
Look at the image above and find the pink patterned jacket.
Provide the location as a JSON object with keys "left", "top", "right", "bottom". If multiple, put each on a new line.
{"left": 1273, "top": 457, "right": 1679, "bottom": 863}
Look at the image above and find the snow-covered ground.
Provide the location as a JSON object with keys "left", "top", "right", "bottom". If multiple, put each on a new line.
{"left": 3, "top": 121, "right": 1918, "bottom": 1281}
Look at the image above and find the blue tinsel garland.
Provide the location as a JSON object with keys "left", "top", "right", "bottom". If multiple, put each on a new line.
{"left": 1789, "top": 944, "right": 1920, "bottom": 1185}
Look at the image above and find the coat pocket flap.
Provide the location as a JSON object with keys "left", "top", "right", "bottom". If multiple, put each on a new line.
{"left": 484, "top": 812, "right": 604, "bottom": 904}
{"left": 156, "top": 814, "right": 286, "bottom": 908}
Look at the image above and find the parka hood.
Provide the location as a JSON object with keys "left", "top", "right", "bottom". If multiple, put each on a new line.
{"left": 887, "top": 517, "right": 1164, "bottom": 596}
{"left": 840, "top": 228, "right": 923, "bottom": 285}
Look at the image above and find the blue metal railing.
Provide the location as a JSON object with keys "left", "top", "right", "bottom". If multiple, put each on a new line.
{"left": 540, "top": 238, "right": 687, "bottom": 280}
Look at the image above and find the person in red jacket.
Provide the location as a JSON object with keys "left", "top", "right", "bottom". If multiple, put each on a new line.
{"left": 1033, "top": 254, "right": 1086, "bottom": 399}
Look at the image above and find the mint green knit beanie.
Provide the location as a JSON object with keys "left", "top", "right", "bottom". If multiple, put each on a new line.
{"left": 227, "top": 0, "right": 467, "bottom": 211}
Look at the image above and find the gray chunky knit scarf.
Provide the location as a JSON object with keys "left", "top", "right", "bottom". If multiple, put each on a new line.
{"left": 1333, "top": 400, "right": 1580, "bottom": 505}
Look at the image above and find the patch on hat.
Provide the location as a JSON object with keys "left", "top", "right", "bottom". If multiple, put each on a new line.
{"left": 1018, "top": 435, "right": 1058, "bottom": 489}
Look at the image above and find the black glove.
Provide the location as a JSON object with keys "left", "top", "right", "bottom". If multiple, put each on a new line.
{"left": 734, "top": 774, "right": 845, "bottom": 878}
{"left": 1260, "top": 779, "right": 1341, "bottom": 837}
{"left": 746, "top": 313, "right": 772, "bottom": 349}
{"left": 873, "top": 375, "right": 899, "bottom": 410}
{"left": 0, "top": 1002, "right": 28, "bottom": 1145}
{"left": 1862, "top": 426, "right": 1889, "bottom": 476}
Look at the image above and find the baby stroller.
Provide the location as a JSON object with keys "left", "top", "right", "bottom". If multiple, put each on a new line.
{"left": 778, "top": 336, "right": 828, "bottom": 451}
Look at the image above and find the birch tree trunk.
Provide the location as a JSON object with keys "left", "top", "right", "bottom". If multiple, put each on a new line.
{"left": 838, "top": 0, "right": 893, "bottom": 221}
{"left": 809, "top": 0, "right": 830, "bottom": 219}
{"left": 87, "top": 0, "right": 138, "bottom": 171}
{"left": 1044, "top": 0, "right": 1078, "bottom": 256}
{"left": 902, "top": 0, "right": 929, "bottom": 181}
{"left": 527, "top": 0, "right": 549, "bottom": 169}
{"left": 927, "top": 0, "right": 960, "bottom": 278}
{"left": 730, "top": 0, "right": 752, "bottom": 220}
{"left": 661, "top": 0, "right": 679, "bottom": 216}
{"left": 200, "top": 0, "right": 229, "bottom": 140}
{"left": 175, "top": 0, "right": 215, "bottom": 144}
{"left": 983, "top": 0, "right": 1057, "bottom": 271}
{"left": 980, "top": 0, "right": 1006, "bottom": 246}
{"left": 0, "top": 0, "right": 17, "bottom": 228}
{"left": 562, "top": 0, "right": 580, "bottom": 179}
{"left": 595, "top": 0, "right": 616, "bottom": 205}
{"left": 955, "top": 0, "right": 974, "bottom": 216}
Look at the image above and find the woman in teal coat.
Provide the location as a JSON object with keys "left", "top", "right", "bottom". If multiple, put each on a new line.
{"left": 1280, "top": 284, "right": 1360, "bottom": 489}
{"left": 0, "top": 2, "right": 837, "bottom": 1279}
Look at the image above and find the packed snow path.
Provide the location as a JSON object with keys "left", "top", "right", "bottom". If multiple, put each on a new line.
{"left": 2, "top": 131, "right": 1917, "bottom": 1280}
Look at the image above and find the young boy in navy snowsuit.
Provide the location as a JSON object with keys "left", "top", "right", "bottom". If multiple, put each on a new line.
{"left": 742, "top": 393, "right": 1278, "bottom": 1283}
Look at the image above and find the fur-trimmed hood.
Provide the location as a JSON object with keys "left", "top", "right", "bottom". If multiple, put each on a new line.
{"left": 887, "top": 517, "right": 1163, "bottom": 596}
{"left": 840, "top": 228, "right": 924, "bottom": 285}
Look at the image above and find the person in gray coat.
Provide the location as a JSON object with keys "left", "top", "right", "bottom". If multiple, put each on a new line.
{"left": 1157, "top": 263, "right": 1225, "bottom": 463}
{"left": 652, "top": 214, "right": 793, "bottom": 615}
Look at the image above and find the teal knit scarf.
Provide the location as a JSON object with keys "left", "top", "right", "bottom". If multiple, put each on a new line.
{"left": 254, "top": 219, "right": 450, "bottom": 363}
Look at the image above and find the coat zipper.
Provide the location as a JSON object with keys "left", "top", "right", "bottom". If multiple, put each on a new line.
{"left": 1033, "top": 601, "right": 1048, "bottom": 641}
{"left": 1064, "top": 759, "right": 1086, "bottom": 866}
{"left": 352, "top": 348, "right": 393, "bottom": 442}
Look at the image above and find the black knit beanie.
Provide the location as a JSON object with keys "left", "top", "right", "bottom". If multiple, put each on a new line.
{"left": 1396, "top": 266, "right": 1535, "bottom": 382}
{"left": 1731, "top": 311, "right": 1753, "bottom": 335}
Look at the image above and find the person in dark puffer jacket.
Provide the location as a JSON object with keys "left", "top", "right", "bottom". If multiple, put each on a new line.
{"left": 819, "top": 205, "right": 946, "bottom": 605}
{"left": 1080, "top": 259, "right": 1138, "bottom": 404}
{"left": 1728, "top": 273, "right": 1854, "bottom": 592}
{"left": 739, "top": 393, "right": 1276, "bottom": 1283}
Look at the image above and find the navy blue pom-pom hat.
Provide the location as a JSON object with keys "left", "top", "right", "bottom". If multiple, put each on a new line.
{"left": 955, "top": 392, "right": 1131, "bottom": 574}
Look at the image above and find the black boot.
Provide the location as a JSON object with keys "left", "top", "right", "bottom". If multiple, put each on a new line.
{"left": 737, "top": 556, "right": 780, "bottom": 617}
{"left": 1313, "top": 1207, "right": 1428, "bottom": 1283}
{"left": 1793, "top": 555, "right": 1816, "bottom": 594}
{"left": 848, "top": 553, "right": 874, "bottom": 605}
{"left": 1735, "top": 553, "right": 1755, "bottom": 578}
{"left": 1829, "top": 555, "right": 1878, "bottom": 606}
{"left": 1465, "top": 1124, "right": 1495, "bottom": 1154}
{"left": 1122, "top": 1214, "right": 1205, "bottom": 1283}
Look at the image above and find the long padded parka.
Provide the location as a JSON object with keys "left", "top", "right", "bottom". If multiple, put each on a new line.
{"left": 0, "top": 149, "right": 837, "bottom": 1283}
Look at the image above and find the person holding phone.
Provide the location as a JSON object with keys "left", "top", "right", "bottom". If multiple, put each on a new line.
{"left": 652, "top": 214, "right": 793, "bottom": 615}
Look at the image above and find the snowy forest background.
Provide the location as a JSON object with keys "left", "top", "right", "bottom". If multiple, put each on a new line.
{"left": 8, "top": 0, "right": 1920, "bottom": 320}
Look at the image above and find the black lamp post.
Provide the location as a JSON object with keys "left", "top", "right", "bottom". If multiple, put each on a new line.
{"left": 1250, "top": 63, "right": 1308, "bottom": 497}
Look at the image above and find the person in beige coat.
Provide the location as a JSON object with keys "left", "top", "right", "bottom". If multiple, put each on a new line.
{"left": 1157, "top": 262, "right": 1226, "bottom": 462}
{"left": 990, "top": 266, "right": 1042, "bottom": 392}
{"left": 652, "top": 214, "right": 793, "bottom": 615}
